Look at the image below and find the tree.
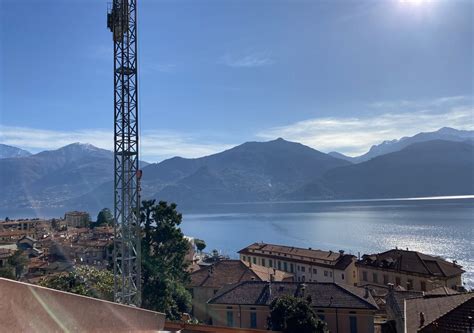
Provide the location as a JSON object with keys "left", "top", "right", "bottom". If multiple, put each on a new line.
{"left": 194, "top": 239, "right": 206, "bottom": 253}
{"left": 0, "top": 267, "right": 15, "bottom": 279}
{"left": 8, "top": 250, "right": 28, "bottom": 279}
{"left": 140, "top": 200, "right": 192, "bottom": 320}
{"left": 94, "top": 208, "right": 113, "bottom": 228}
{"left": 269, "top": 295, "right": 328, "bottom": 333}
{"left": 39, "top": 266, "right": 114, "bottom": 301}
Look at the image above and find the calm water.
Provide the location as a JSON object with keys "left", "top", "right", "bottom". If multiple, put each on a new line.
{"left": 2, "top": 197, "right": 473, "bottom": 288}
{"left": 180, "top": 197, "right": 474, "bottom": 289}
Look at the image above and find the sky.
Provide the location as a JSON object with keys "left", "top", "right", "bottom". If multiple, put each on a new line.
{"left": 0, "top": 0, "right": 473, "bottom": 161}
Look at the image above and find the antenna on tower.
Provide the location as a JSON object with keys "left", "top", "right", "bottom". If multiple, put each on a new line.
{"left": 107, "top": 0, "right": 141, "bottom": 307}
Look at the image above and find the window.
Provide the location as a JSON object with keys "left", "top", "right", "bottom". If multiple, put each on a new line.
{"left": 250, "top": 312, "right": 257, "bottom": 328}
{"left": 278, "top": 261, "right": 282, "bottom": 270}
{"left": 284, "top": 262, "right": 288, "bottom": 272}
{"left": 313, "top": 268, "right": 317, "bottom": 274}
{"left": 324, "top": 271, "right": 328, "bottom": 277}
{"left": 261, "top": 258, "right": 266, "bottom": 267}
{"left": 396, "top": 276, "right": 401, "bottom": 286}
{"left": 301, "top": 266, "right": 305, "bottom": 272}
{"left": 302, "top": 275, "right": 305, "bottom": 282}
{"left": 290, "top": 263, "right": 294, "bottom": 273}
{"left": 329, "top": 271, "right": 332, "bottom": 277}
{"left": 421, "top": 281, "right": 427, "bottom": 291}
{"left": 253, "top": 257, "right": 256, "bottom": 264}
{"left": 226, "top": 311, "right": 234, "bottom": 327}
{"left": 407, "top": 279, "right": 413, "bottom": 290}
{"left": 383, "top": 274, "right": 389, "bottom": 285}
{"left": 372, "top": 273, "right": 378, "bottom": 283}
{"left": 342, "top": 273, "right": 345, "bottom": 280}
{"left": 269, "top": 259, "right": 273, "bottom": 267}
{"left": 297, "top": 265, "right": 300, "bottom": 271}
{"left": 243, "top": 256, "right": 246, "bottom": 261}
{"left": 349, "top": 316, "right": 358, "bottom": 333}
{"left": 362, "top": 271, "right": 368, "bottom": 281}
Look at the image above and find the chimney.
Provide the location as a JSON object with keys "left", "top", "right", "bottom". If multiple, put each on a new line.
{"left": 419, "top": 312, "right": 425, "bottom": 328}
{"left": 364, "top": 286, "right": 370, "bottom": 299}
{"left": 339, "top": 250, "right": 345, "bottom": 257}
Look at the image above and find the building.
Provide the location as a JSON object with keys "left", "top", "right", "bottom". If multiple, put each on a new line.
{"left": 189, "top": 259, "right": 293, "bottom": 322}
{"left": 207, "top": 281, "right": 378, "bottom": 332}
{"left": 405, "top": 293, "right": 474, "bottom": 332}
{"left": 0, "top": 248, "right": 13, "bottom": 269}
{"left": 64, "top": 211, "right": 90, "bottom": 228}
{"left": 356, "top": 249, "right": 464, "bottom": 292}
{"left": 385, "top": 287, "right": 473, "bottom": 333}
{"left": 238, "top": 242, "right": 357, "bottom": 285}
{"left": 385, "top": 289, "right": 424, "bottom": 333}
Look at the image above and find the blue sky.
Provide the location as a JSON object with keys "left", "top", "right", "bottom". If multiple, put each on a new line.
{"left": 0, "top": 0, "right": 472, "bottom": 161}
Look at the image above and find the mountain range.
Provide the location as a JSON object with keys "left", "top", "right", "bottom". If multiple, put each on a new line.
{"left": 0, "top": 143, "right": 31, "bottom": 159}
{"left": 329, "top": 127, "right": 474, "bottom": 163}
{"left": 0, "top": 127, "right": 473, "bottom": 215}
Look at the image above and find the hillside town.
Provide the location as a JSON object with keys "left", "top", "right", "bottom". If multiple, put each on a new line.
{"left": 0, "top": 214, "right": 471, "bottom": 332}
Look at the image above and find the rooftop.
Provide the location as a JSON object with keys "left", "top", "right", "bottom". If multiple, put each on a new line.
{"left": 357, "top": 249, "right": 464, "bottom": 278}
{"left": 208, "top": 281, "right": 378, "bottom": 310}
{"left": 190, "top": 260, "right": 293, "bottom": 289}
{"left": 405, "top": 293, "right": 474, "bottom": 332}
{"left": 238, "top": 242, "right": 354, "bottom": 269}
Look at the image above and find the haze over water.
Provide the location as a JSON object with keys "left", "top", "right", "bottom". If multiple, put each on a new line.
{"left": 181, "top": 197, "right": 474, "bottom": 289}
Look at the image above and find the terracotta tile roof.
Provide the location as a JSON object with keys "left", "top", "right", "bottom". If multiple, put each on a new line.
{"left": 208, "top": 281, "right": 378, "bottom": 310}
{"left": 190, "top": 260, "right": 292, "bottom": 289}
{"left": 238, "top": 242, "right": 355, "bottom": 269}
{"left": 242, "top": 261, "right": 293, "bottom": 282}
{"left": 356, "top": 249, "right": 464, "bottom": 278}
{"left": 405, "top": 293, "right": 474, "bottom": 332}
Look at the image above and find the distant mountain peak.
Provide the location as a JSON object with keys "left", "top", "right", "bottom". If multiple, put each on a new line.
{"left": 0, "top": 143, "right": 32, "bottom": 159}
{"left": 58, "top": 142, "right": 105, "bottom": 153}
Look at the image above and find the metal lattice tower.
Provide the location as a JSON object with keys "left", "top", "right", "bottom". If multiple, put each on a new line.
{"left": 107, "top": 0, "right": 141, "bottom": 306}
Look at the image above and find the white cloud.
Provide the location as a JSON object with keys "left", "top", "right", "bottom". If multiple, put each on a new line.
{"left": 369, "top": 95, "right": 469, "bottom": 109}
{"left": 257, "top": 98, "right": 474, "bottom": 156}
{"left": 0, "top": 126, "right": 233, "bottom": 162}
{"left": 220, "top": 53, "right": 275, "bottom": 68}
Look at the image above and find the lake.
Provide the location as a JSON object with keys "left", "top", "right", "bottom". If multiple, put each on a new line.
{"left": 180, "top": 197, "right": 474, "bottom": 289}
{"left": 2, "top": 196, "right": 473, "bottom": 288}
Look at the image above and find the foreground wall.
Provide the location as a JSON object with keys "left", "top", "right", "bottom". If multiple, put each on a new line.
{"left": 0, "top": 278, "right": 165, "bottom": 332}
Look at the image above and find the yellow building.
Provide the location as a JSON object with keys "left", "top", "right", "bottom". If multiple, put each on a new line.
{"left": 238, "top": 242, "right": 358, "bottom": 286}
{"left": 207, "top": 281, "right": 378, "bottom": 333}
{"left": 189, "top": 259, "right": 293, "bottom": 323}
